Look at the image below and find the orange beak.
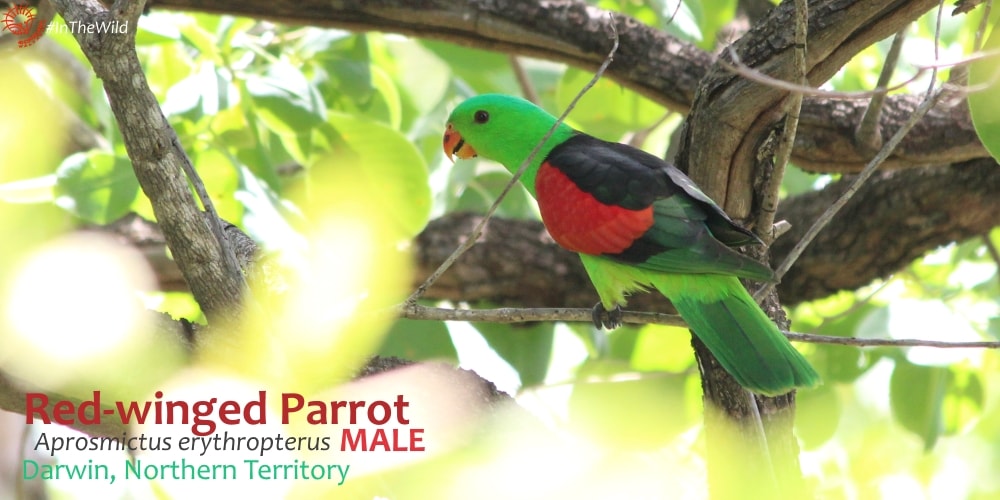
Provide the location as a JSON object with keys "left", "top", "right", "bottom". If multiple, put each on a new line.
{"left": 443, "top": 123, "right": 478, "bottom": 162}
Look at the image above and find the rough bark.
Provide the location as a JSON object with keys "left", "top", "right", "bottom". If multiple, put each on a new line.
{"left": 89, "top": 153, "right": 1000, "bottom": 320}
{"left": 775, "top": 158, "right": 1000, "bottom": 303}
{"left": 674, "top": 0, "right": 939, "bottom": 495}
{"left": 49, "top": 0, "right": 246, "bottom": 326}
{"left": 676, "top": 0, "right": 940, "bottom": 215}
{"left": 147, "top": 0, "right": 989, "bottom": 174}
{"left": 26, "top": 0, "right": 994, "bottom": 310}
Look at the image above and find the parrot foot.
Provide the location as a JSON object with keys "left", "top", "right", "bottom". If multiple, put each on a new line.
{"left": 591, "top": 303, "right": 623, "bottom": 330}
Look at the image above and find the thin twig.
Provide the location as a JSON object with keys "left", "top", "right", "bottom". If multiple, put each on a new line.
{"left": 402, "top": 304, "right": 683, "bottom": 326}
{"left": 982, "top": 232, "right": 1000, "bottom": 289}
{"left": 718, "top": 44, "right": 1000, "bottom": 101}
{"left": 973, "top": 0, "right": 993, "bottom": 52}
{"left": 754, "top": 72, "right": 945, "bottom": 301}
{"left": 754, "top": 0, "right": 949, "bottom": 301}
{"left": 626, "top": 112, "right": 673, "bottom": 148}
{"left": 754, "top": 0, "right": 807, "bottom": 244}
{"left": 174, "top": 139, "right": 246, "bottom": 289}
{"left": 397, "top": 304, "right": 1000, "bottom": 348}
{"left": 404, "top": 15, "right": 621, "bottom": 307}
{"left": 719, "top": 46, "right": 926, "bottom": 99}
{"left": 855, "top": 29, "right": 907, "bottom": 152}
{"left": 664, "top": 0, "right": 684, "bottom": 26}
{"left": 509, "top": 55, "right": 541, "bottom": 105}
{"left": 749, "top": 0, "right": 807, "bottom": 483}
{"left": 784, "top": 333, "right": 1000, "bottom": 349}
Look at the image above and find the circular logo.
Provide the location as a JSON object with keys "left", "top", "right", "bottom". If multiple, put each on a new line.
{"left": 2, "top": 4, "right": 35, "bottom": 36}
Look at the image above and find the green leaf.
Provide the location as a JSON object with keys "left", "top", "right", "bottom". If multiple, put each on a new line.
{"left": 557, "top": 68, "right": 665, "bottom": 139}
{"left": 189, "top": 146, "right": 243, "bottom": 224}
{"left": 421, "top": 41, "right": 516, "bottom": 94}
{"left": 163, "top": 62, "right": 233, "bottom": 119}
{"left": 55, "top": 152, "right": 139, "bottom": 224}
{"left": 246, "top": 62, "right": 327, "bottom": 137}
{"left": 569, "top": 321, "right": 610, "bottom": 359}
{"left": 568, "top": 359, "right": 691, "bottom": 449}
{"left": 383, "top": 38, "right": 451, "bottom": 125}
{"left": 807, "top": 302, "right": 886, "bottom": 383}
{"left": 142, "top": 43, "right": 195, "bottom": 100}
{"left": 691, "top": 0, "right": 737, "bottom": 50}
{"left": 795, "top": 385, "right": 842, "bottom": 449}
{"left": 890, "top": 360, "right": 948, "bottom": 450}
{"left": 969, "top": 24, "right": 1000, "bottom": 162}
{"left": 177, "top": 13, "right": 221, "bottom": 62}
{"left": 889, "top": 362, "right": 985, "bottom": 451}
{"left": 379, "top": 319, "right": 458, "bottom": 363}
{"left": 314, "top": 112, "right": 431, "bottom": 237}
{"left": 135, "top": 14, "right": 181, "bottom": 46}
{"left": 631, "top": 323, "right": 696, "bottom": 373}
{"left": 312, "top": 34, "right": 376, "bottom": 105}
{"left": 781, "top": 167, "right": 830, "bottom": 197}
{"left": 452, "top": 170, "right": 537, "bottom": 219}
{"left": 941, "top": 365, "right": 984, "bottom": 436}
{"left": 474, "top": 322, "right": 554, "bottom": 387}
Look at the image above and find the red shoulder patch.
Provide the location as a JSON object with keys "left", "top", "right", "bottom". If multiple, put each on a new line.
{"left": 535, "top": 162, "right": 653, "bottom": 255}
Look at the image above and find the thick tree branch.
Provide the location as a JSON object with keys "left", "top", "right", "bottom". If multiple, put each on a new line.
{"left": 775, "top": 158, "right": 1000, "bottom": 304}
{"left": 148, "top": 0, "right": 988, "bottom": 175}
{"left": 102, "top": 150, "right": 1000, "bottom": 312}
{"left": 36, "top": 0, "right": 989, "bottom": 309}
{"left": 50, "top": 0, "right": 246, "bottom": 326}
{"left": 677, "top": 0, "right": 941, "bottom": 216}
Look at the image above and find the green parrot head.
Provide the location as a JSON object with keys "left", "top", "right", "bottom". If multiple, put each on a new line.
{"left": 443, "top": 94, "right": 574, "bottom": 178}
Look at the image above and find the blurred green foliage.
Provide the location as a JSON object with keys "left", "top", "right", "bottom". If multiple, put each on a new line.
{"left": 0, "top": 1, "right": 998, "bottom": 498}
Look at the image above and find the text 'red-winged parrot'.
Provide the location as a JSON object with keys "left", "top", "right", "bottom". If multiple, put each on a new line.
{"left": 442, "top": 94, "right": 819, "bottom": 396}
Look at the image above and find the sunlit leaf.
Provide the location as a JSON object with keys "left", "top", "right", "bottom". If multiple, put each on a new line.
{"left": 557, "top": 68, "right": 665, "bottom": 139}
{"left": 941, "top": 365, "right": 984, "bottom": 436}
{"left": 177, "top": 13, "right": 222, "bottom": 62}
{"left": 781, "top": 166, "right": 829, "bottom": 197}
{"left": 795, "top": 385, "right": 842, "bottom": 449}
{"left": 969, "top": 24, "right": 1000, "bottom": 162}
{"left": 55, "top": 151, "right": 139, "bottom": 224}
{"left": 691, "top": 0, "right": 737, "bottom": 50}
{"left": 142, "top": 42, "right": 196, "bottom": 99}
{"left": 421, "top": 41, "right": 517, "bottom": 94}
{"left": 808, "top": 303, "right": 885, "bottom": 383}
{"left": 452, "top": 171, "right": 538, "bottom": 219}
{"left": 162, "top": 62, "right": 234, "bottom": 119}
{"left": 189, "top": 146, "right": 243, "bottom": 224}
{"left": 318, "top": 112, "right": 431, "bottom": 237}
{"left": 246, "top": 61, "right": 327, "bottom": 137}
{"left": 136, "top": 13, "right": 182, "bottom": 45}
{"left": 475, "top": 322, "right": 554, "bottom": 387}
{"left": 385, "top": 38, "right": 451, "bottom": 123}
{"left": 569, "top": 359, "right": 691, "bottom": 449}
{"left": 631, "top": 323, "right": 696, "bottom": 373}
{"left": 380, "top": 318, "right": 458, "bottom": 363}
{"left": 890, "top": 360, "right": 948, "bottom": 450}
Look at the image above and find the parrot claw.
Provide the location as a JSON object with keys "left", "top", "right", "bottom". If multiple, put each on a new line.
{"left": 591, "top": 303, "right": 623, "bottom": 330}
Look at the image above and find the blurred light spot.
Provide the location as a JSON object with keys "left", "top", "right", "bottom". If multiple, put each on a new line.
{"left": 3, "top": 233, "right": 152, "bottom": 364}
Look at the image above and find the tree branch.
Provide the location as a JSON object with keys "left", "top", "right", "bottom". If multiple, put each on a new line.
{"left": 676, "top": 0, "right": 941, "bottom": 216}
{"left": 50, "top": 0, "right": 247, "bottom": 326}
{"left": 148, "top": 0, "right": 988, "bottom": 174}
{"left": 400, "top": 304, "right": 1000, "bottom": 349}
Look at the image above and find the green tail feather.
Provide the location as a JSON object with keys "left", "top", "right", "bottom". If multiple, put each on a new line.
{"left": 652, "top": 275, "right": 819, "bottom": 396}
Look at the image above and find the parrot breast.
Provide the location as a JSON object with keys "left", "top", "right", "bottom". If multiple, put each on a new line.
{"left": 535, "top": 161, "right": 654, "bottom": 256}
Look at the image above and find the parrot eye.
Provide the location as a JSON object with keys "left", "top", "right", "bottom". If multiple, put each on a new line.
{"left": 473, "top": 110, "right": 489, "bottom": 124}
